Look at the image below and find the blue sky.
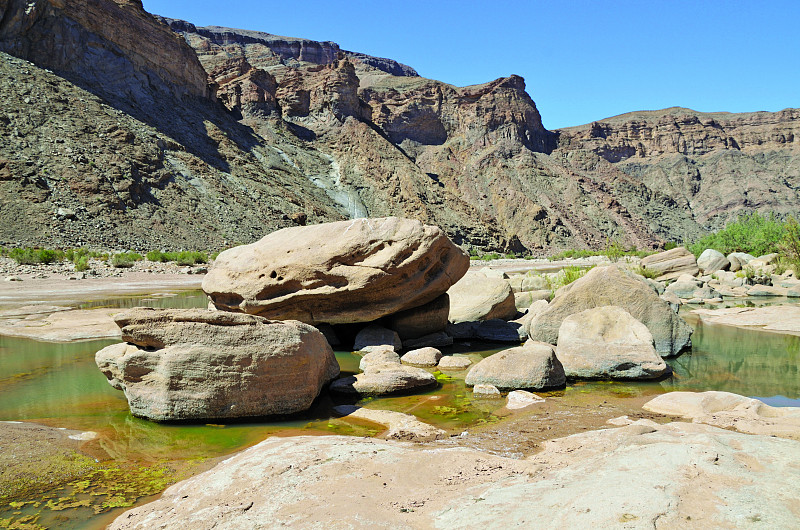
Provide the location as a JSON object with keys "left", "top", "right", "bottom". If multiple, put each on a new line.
{"left": 143, "top": 0, "right": 798, "bottom": 130}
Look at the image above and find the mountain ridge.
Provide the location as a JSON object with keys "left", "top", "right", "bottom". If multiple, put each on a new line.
{"left": 0, "top": 1, "right": 797, "bottom": 252}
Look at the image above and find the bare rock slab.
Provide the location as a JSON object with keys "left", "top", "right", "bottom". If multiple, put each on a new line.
{"left": 556, "top": 306, "right": 669, "bottom": 380}
{"left": 465, "top": 340, "right": 565, "bottom": 391}
{"left": 202, "top": 217, "right": 469, "bottom": 325}
{"left": 691, "top": 305, "right": 800, "bottom": 336}
{"left": 96, "top": 308, "right": 339, "bottom": 421}
{"left": 529, "top": 265, "right": 692, "bottom": 357}
{"left": 643, "top": 391, "right": 800, "bottom": 440}
{"left": 107, "top": 423, "right": 800, "bottom": 529}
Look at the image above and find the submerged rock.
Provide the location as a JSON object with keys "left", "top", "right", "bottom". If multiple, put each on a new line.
{"left": 555, "top": 306, "right": 669, "bottom": 380}
{"left": 465, "top": 340, "right": 565, "bottom": 391}
{"left": 529, "top": 265, "right": 692, "bottom": 357}
{"left": 202, "top": 217, "right": 468, "bottom": 325}
{"left": 333, "top": 406, "right": 445, "bottom": 442}
{"left": 95, "top": 308, "right": 339, "bottom": 421}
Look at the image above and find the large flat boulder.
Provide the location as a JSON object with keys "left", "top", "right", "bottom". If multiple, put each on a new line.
{"left": 95, "top": 308, "right": 339, "bottom": 421}
{"left": 640, "top": 247, "right": 699, "bottom": 281}
{"left": 447, "top": 270, "right": 516, "bottom": 323}
{"left": 643, "top": 391, "right": 800, "bottom": 440}
{"left": 107, "top": 423, "right": 800, "bottom": 529}
{"left": 465, "top": 340, "right": 565, "bottom": 390}
{"left": 529, "top": 265, "right": 692, "bottom": 357}
{"left": 556, "top": 306, "right": 669, "bottom": 379}
{"left": 202, "top": 217, "right": 469, "bottom": 325}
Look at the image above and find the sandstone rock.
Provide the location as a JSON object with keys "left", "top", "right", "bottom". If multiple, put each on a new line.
{"left": 643, "top": 391, "right": 800, "bottom": 440}
{"left": 0, "top": 307, "right": 121, "bottom": 341}
{"left": 510, "top": 299, "right": 549, "bottom": 340}
{"left": 473, "top": 383, "right": 501, "bottom": 397}
{"left": 659, "top": 291, "right": 681, "bottom": 313}
{"left": 401, "top": 331, "right": 453, "bottom": 350}
{"left": 747, "top": 284, "right": 787, "bottom": 297}
{"left": 513, "top": 289, "right": 551, "bottom": 310}
{"left": 665, "top": 280, "right": 718, "bottom": 300}
{"left": 332, "top": 406, "right": 446, "bottom": 442}
{"left": 353, "top": 324, "right": 402, "bottom": 352}
{"left": 555, "top": 306, "right": 669, "bottom": 380}
{"left": 447, "top": 270, "right": 516, "bottom": 323}
{"left": 386, "top": 294, "right": 449, "bottom": 340}
{"left": 508, "top": 274, "right": 548, "bottom": 293}
{"left": 505, "top": 390, "right": 544, "bottom": 410}
{"left": 328, "top": 364, "right": 437, "bottom": 396}
{"left": 696, "top": 248, "right": 730, "bottom": 273}
{"left": 474, "top": 319, "right": 523, "bottom": 343}
{"left": 727, "top": 252, "right": 755, "bottom": 272}
{"left": 751, "top": 253, "right": 779, "bottom": 267}
{"left": 106, "top": 423, "right": 800, "bottom": 529}
{"left": 358, "top": 347, "right": 400, "bottom": 371}
{"left": 202, "top": 217, "right": 469, "bottom": 325}
{"left": 438, "top": 355, "right": 473, "bottom": 370}
{"left": 642, "top": 277, "right": 665, "bottom": 295}
{"left": 400, "top": 347, "right": 442, "bottom": 367}
{"left": 529, "top": 266, "right": 692, "bottom": 357}
{"left": 95, "top": 308, "right": 339, "bottom": 421}
{"left": 788, "top": 285, "right": 800, "bottom": 297}
{"left": 640, "top": 247, "right": 699, "bottom": 281}
{"left": 465, "top": 341, "right": 565, "bottom": 391}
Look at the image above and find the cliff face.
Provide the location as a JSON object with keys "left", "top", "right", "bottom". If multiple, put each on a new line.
{"left": 0, "top": 5, "right": 798, "bottom": 252}
{"left": 556, "top": 108, "right": 800, "bottom": 232}
{"left": 0, "top": 0, "right": 210, "bottom": 103}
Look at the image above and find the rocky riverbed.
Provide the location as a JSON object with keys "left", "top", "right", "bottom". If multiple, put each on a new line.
{"left": 2, "top": 226, "right": 800, "bottom": 529}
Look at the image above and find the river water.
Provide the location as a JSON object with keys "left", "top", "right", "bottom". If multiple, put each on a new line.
{"left": 0, "top": 291, "right": 798, "bottom": 528}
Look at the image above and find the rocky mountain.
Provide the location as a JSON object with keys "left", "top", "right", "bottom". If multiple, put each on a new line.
{"left": 0, "top": 0, "right": 797, "bottom": 252}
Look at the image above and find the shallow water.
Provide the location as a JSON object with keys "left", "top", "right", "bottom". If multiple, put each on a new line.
{"left": 1, "top": 292, "right": 799, "bottom": 528}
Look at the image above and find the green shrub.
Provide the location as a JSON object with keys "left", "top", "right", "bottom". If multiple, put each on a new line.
{"left": 176, "top": 251, "right": 208, "bottom": 266}
{"left": 780, "top": 217, "right": 800, "bottom": 273}
{"left": 111, "top": 252, "right": 142, "bottom": 268}
{"left": 663, "top": 241, "right": 679, "bottom": 251}
{"left": 630, "top": 265, "right": 659, "bottom": 279}
{"left": 688, "top": 212, "right": 785, "bottom": 257}
{"left": 146, "top": 250, "right": 207, "bottom": 265}
{"left": 8, "top": 247, "right": 65, "bottom": 265}
{"left": 74, "top": 255, "right": 90, "bottom": 272}
{"left": 547, "top": 265, "right": 592, "bottom": 290}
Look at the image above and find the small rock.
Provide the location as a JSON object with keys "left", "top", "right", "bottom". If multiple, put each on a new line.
{"left": 465, "top": 340, "right": 565, "bottom": 390}
{"left": 505, "top": 390, "right": 544, "bottom": 410}
{"left": 472, "top": 383, "right": 500, "bottom": 397}
{"left": 359, "top": 347, "right": 400, "bottom": 371}
{"left": 438, "top": 356, "right": 473, "bottom": 370}
{"left": 400, "top": 347, "right": 442, "bottom": 367}
{"left": 4, "top": 276, "right": 22, "bottom": 282}
{"left": 354, "top": 324, "right": 402, "bottom": 352}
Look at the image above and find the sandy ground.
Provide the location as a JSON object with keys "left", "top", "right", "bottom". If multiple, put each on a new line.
{"left": 0, "top": 272, "right": 203, "bottom": 309}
